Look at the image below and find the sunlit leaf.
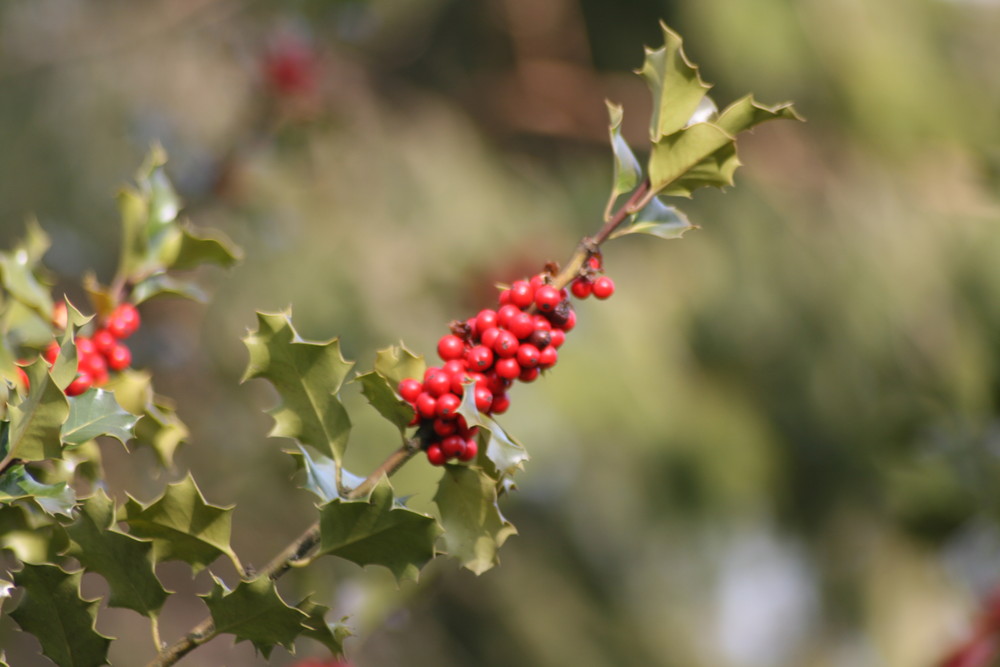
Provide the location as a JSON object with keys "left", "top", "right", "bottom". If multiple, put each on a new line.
{"left": 373, "top": 344, "right": 426, "bottom": 388}
{"left": 10, "top": 563, "right": 112, "bottom": 667}
{"left": 243, "top": 310, "right": 354, "bottom": 463}
{"left": 611, "top": 196, "right": 695, "bottom": 240}
{"left": 63, "top": 490, "right": 168, "bottom": 617}
{"left": 4, "top": 360, "right": 69, "bottom": 465}
{"left": 168, "top": 226, "right": 242, "bottom": 271}
{"left": 123, "top": 473, "right": 240, "bottom": 574}
{"left": 606, "top": 101, "right": 642, "bottom": 204}
{"left": 434, "top": 465, "right": 516, "bottom": 575}
{"left": 131, "top": 273, "right": 207, "bottom": 304}
{"left": 202, "top": 574, "right": 307, "bottom": 658}
{"left": 648, "top": 122, "right": 735, "bottom": 196}
{"left": 639, "top": 22, "right": 713, "bottom": 141}
{"left": 318, "top": 477, "right": 440, "bottom": 583}
{"left": 292, "top": 445, "right": 365, "bottom": 503}
{"left": 0, "top": 224, "right": 53, "bottom": 317}
{"left": 354, "top": 370, "right": 414, "bottom": 434}
{"left": 0, "top": 464, "right": 75, "bottom": 517}
{"left": 62, "top": 389, "right": 138, "bottom": 446}
{"left": 716, "top": 94, "right": 803, "bottom": 136}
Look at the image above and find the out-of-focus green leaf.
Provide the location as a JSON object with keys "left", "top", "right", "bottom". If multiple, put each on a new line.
{"left": 130, "top": 273, "right": 207, "bottom": 304}
{"left": 82, "top": 273, "right": 115, "bottom": 320}
{"left": 4, "top": 361, "right": 69, "bottom": 465}
{"left": 434, "top": 465, "right": 516, "bottom": 575}
{"left": 62, "top": 389, "right": 137, "bottom": 446}
{"left": 123, "top": 473, "right": 240, "bottom": 574}
{"left": 297, "top": 599, "right": 351, "bottom": 656}
{"left": 243, "top": 310, "right": 354, "bottom": 463}
{"left": 0, "top": 223, "right": 53, "bottom": 318}
{"left": 354, "top": 370, "right": 415, "bottom": 434}
{"left": 611, "top": 196, "right": 695, "bottom": 240}
{"left": 639, "top": 22, "right": 713, "bottom": 141}
{"left": 167, "top": 226, "right": 242, "bottom": 271}
{"left": 456, "top": 390, "right": 528, "bottom": 479}
{"left": 202, "top": 574, "right": 307, "bottom": 658}
{"left": 10, "top": 563, "right": 112, "bottom": 667}
{"left": 0, "top": 464, "right": 75, "bottom": 517}
{"left": 373, "top": 344, "right": 426, "bottom": 388}
{"left": 63, "top": 491, "right": 168, "bottom": 617}
{"left": 318, "top": 477, "right": 440, "bottom": 583}
{"left": 105, "top": 369, "right": 188, "bottom": 468}
{"left": 716, "top": 94, "right": 803, "bottom": 136}
{"left": 606, "top": 101, "right": 642, "bottom": 205}
{"left": 0, "top": 504, "right": 68, "bottom": 564}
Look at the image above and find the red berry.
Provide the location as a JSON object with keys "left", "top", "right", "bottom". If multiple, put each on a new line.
{"left": 474, "top": 309, "right": 498, "bottom": 335}
{"left": 592, "top": 276, "right": 615, "bottom": 300}
{"left": 426, "top": 443, "right": 447, "bottom": 466}
{"left": 473, "top": 386, "right": 494, "bottom": 412}
{"left": 65, "top": 373, "right": 92, "bottom": 397}
{"left": 549, "top": 329, "right": 566, "bottom": 348}
{"left": 415, "top": 392, "right": 437, "bottom": 419}
{"left": 509, "top": 280, "right": 534, "bottom": 309}
{"left": 529, "top": 274, "right": 546, "bottom": 289}
{"left": 498, "top": 289, "right": 512, "bottom": 305}
{"left": 533, "top": 315, "right": 552, "bottom": 331}
{"left": 492, "top": 330, "right": 519, "bottom": 358}
{"left": 437, "top": 334, "right": 465, "bottom": 361}
{"left": 480, "top": 327, "right": 501, "bottom": 348}
{"left": 398, "top": 378, "right": 422, "bottom": 403}
{"left": 424, "top": 370, "right": 451, "bottom": 397}
{"left": 571, "top": 278, "right": 593, "bottom": 299}
{"left": 529, "top": 328, "right": 551, "bottom": 349}
{"left": 16, "top": 365, "right": 29, "bottom": 390}
{"left": 441, "top": 435, "right": 465, "bottom": 458}
{"left": 442, "top": 359, "right": 466, "bottom": 376}
{"left": 534, "top": 285, "right": 561, "bottom": 312}
{"left": 507, "top": 312, "right": 535, "bottom": 340}
{"left": 92, "top": 329, "right": 117, "bottom": 355}
{"left": 495, "top": 358, "right": 521, "bottom": 380}
{"left": 458, "top": 439, "right": 478, "bottom": 462}
{"left": 496, "top": 304, "right": 521, "bottom": 328}
{"left": 79, "top": 350, "right": 107, "bottom": 377}
{"left": 106, "top": 303, "right": 140, "bottom": 339}
{"left": 490, "top": 392, "right": 510, "bottom": 414}
{"left": 516, "top": 344, "right": 540, "bottom": 368}
{"left": 43, "top": 341, "right": 60, "bottom": 364}
{"left": 485, "top": 372, "right": 510, "bottom": 395}
{"left": 538, "top": 346, "right": 558, "bottom": 368}
{"left": 587, "top": 255, "right": 603, "bottom": 270}
{"left": 519, "top": 366, "right": 539, "bottom": 382}
{"left": 107, "top": 344, "right": 132, "bottom": 372}
{"left": 465, "top": 345, "right": 494, "bottom": 372}
{"left": 433, "top": 417, "right": 458, "bottom": 437}
{"left": 435, "top": 393, "right": 461, "bottom": 419}
{"left": 76, "top": 337, "right": 96, "bottom": 358}
{"left": 561, "top": 309, "right": 577, "bottom": 332}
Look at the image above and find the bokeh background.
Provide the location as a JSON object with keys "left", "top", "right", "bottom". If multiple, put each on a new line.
{"left": 2, "top": 0, "right": 1000, "bottom": 665}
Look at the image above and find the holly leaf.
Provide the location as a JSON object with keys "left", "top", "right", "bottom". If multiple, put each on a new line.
{"left": 243, "top": 310, "right": 354, "bottom": 464}
{"left": 639, "top": 22, "right": 713, "bottom": 141}
{"left": 130, "top": 273, "right": 207, "bottom": 304}
{"left": 605, "top": 101, "right": 642, "bottom": 215}
{"left": 167, "top": 225, "right": 242, "bottom": 271}
{"left": 318, "top": 477, "right": 440, "bottom": 583}
{"left": 3, "top": 360, "right": 69, "bottom": 465}
{"left": 0, "top": 224, "right": 53, "bottom": 318}
{"left": 9, "top": 563, "right": 112, "bottom": 667}
{"left": 648, "top": 122, "right": 736, "bottom": 197}
{"left": 0, "top": 463, "right": 76, "bottom": 516}
{"left": 63, "top": 490, "right": 168, "bottom": 617}
{"left": 611, "top": 196, "right": 695, "bottom": 240}
{"left": 354, "top": 370, "right": 415, "bottom": 434}
{"left": 61, "top": 389, "right": 138, "bottom": 446}
{"left": 716, "top": 94, "right": 803, "bottom": 137}
{"left": 0, "top": 503, "right": 69, "bottom": 563}
{"left": 297, "top": 598, "right": 352, "bottom": 656}
{"left": 456, "top": 392, "right": 528, "bottom": 479}
{"left": 293, "top": 445, "right": 366, "bottom": 503}
{"left": 105, "top": 369, "right": 189, "bottom": 468}
{"left": 373, "top": 344, "right": 426, "bottom": 388}
{"left": 202, "top": 574, "right": 307, "bottom": 658}
{"left": 122, "top": 473, "right": 240, "bottom": 574}
{"left": 434, "top": 465, "right": 516, "bottom": 575}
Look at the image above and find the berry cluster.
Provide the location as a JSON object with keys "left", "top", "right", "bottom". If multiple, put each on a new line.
{"left": 398, "top": 256, "right": 614, "bottom": 466}
{"left": 41, "top": 303, "right": 141, "bottom": 396}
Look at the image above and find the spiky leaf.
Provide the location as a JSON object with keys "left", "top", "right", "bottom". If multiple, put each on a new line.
{"left": 456, "top": 391, "right": 528, "bottom": 479}
{"left": 168, "top": 226, "right": 242, "bottom": 271}
{"left": 122, "top": 473, "right": 240, "bottom": 573}
{"left": 243, "top": 311, "right": 354, "bottom": 463}
{"left": 611, "top": 196, "right": 695, "bottom": 240}
{"left": 202, "top": 574, "right": 307, "bottom": 657}
{"left": 293, "top": 445, "right": 365, "bottom": 503}
{"left": 4, "top": 360, "right": 69, "bottom": 465}
{"left": 318, "top": 478, "right": 440, "bottom": 583}
{"left": 63, "top": 491, "right": 168, "bottom": 617}
{"left": 130, "top": 274, "right": 207, "bottom": 304}
{"left": 61, "top": 389, "right": 138, "bottom": 446}
{"left": 434, "top": 465, "right": 516, "bottom": 575}
{"left": 10, "top": 563, "right": 112, "bottom": 667}
{"left": 373, "top": 344, "right": 426, "bottom": 388}
{"left": 0, "top": 224, "right": 53, "bottom": 317}
{"left": 606, "top": 101, "right": 642, "bottom": 206}
{"left": 639, "top": 22, "right": 713, "bottom": 141}
{"left": 0, "top": 463, "right": 75, "bottom": 516}
{"left": 354, "top": 370, "right": 415, "bottom": 434}
{"left": 297, "top": 599, "right": 351, "bottom": 656}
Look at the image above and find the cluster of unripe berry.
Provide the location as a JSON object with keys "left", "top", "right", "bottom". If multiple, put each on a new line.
{"left": 398, "top": 256, "right": 614, "bottom": 465}
{"left": 37, "top": 302, "right": 141, "bottom": 396}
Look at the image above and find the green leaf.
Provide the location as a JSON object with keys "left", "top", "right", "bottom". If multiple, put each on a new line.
{"left": 297, "top": 599, "right": 351, "bottom": 656}
{"left": 63, "top": 490, "right": 168, "bottom": 617}
{"left": 716, "top": 94, "right": 803, "bottom": 137}
{"left": 243, "top": 311, "right": 354, "bottom": 463}
{"left": 456, "top": 391, "right": 528, "bottom": 479}
{"left": 0, "top": 464, "right": 76, "bottom": 516}
{"left": 123, "top": 473, "right": 240, "bottom": 574}
{"left": 4, "top": 360, "right": 69, "bottom": 465}
{"left": 639, "top": 22, "right": 713, "bottom": 141}
{"left": 434, "top": 465, "right": 516, "bottom": 575}
{"left": 0, "top": 503, "right": 69, "bottom": 563}
{"left": 10, "top": 563, "right": 112, "bottom": 667}
{"left": 318, "top": 477, "right": 440, "bottom": 583}
{"left": 611, "top": 196, "right": 695, "bottom": 240}
{"left": 293, "top": 445, "right": 365, "bottom": 503}
{"left": 168, "top": 226, "right": 242, "bottom": 271}
{"left": 606, "top": 101, "right": 642, "bottom": 203}
{"left": 202, "top": 574, "right": 307, "bottom": 658}
{"left": 648, "top": 122, "right": 736, "bottom": 197}
{"left": 0, "top": 224, "right": 53, "bottom": 317}
{"left": 354, "top": 370, "right": 415, "bottom": 434}
{"left": 62, "top": 389, "right": 138, "bottom": 446}
{"left": 373, "top": 344, "right": 426, "bottom": 388}
{"left": 105, "top": 370, "right": 188, "bottom": 468}
{"left": 130, "top": 273, "right": 207, "bottom": 304}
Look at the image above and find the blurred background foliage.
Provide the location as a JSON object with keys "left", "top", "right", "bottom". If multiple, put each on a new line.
{"left": 2, "top": 0, "right": 1000, "bottom": 665}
